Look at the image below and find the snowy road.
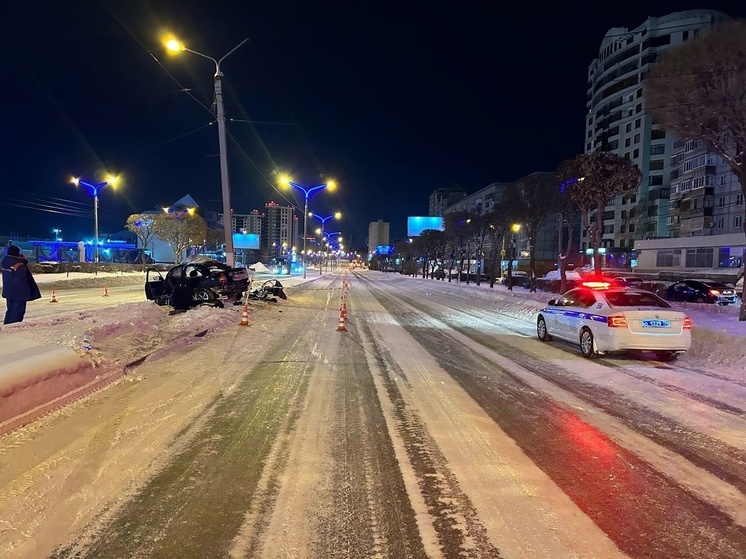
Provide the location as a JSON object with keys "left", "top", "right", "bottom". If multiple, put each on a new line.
{"left": 0, "top": 271, "right": 744, "bottom": 558}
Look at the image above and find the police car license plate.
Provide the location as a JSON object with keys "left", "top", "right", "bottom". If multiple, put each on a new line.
{"left": 642, "top": 319, "right": 670, "bottom": 328}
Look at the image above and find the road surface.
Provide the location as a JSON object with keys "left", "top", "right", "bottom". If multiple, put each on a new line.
{"left": 0, "top": 271, "right": 744, "bottom": 558}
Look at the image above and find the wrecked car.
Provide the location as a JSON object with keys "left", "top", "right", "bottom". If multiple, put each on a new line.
{"left": 145, "top": 256, "right": 250, "bottom": 310}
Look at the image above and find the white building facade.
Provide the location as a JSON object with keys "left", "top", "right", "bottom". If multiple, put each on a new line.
{"left": 367, "top": 220, "right": 390, "bottom": 255}
{"left": 585, "top": 9, "right": 733, "bottom": 260}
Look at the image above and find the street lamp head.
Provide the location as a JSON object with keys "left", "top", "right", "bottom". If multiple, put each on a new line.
{"left": 278, "top": 174, "right": 292, "bottom": 187}
{"left": 71, "top": 177, "right": 80, "bottom": 186}
{"left": 334, "top": 212, "right": 341, "bottom": 219}
{"left": 315, "top": 228, "right": 322, "bottom": 235}
{"left": 325, "top": 180, "right": 337, "bottom": 191}
{"left": 166, "top": 38, "right": 184, "bottom": 52}
{"left": 512, "top": 223, "right": 521, "bottom": 233}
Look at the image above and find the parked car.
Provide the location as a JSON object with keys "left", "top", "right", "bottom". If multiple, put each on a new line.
{"left": 535, "top": 269, "right": 583, "bottom": 292}
{"left": 501, "top": 270, "right": 530, "bottom": 288}
{"left": 145, "top": 256, "right": 251, "bottom": 310}
{"left": 536, "top": 286, "right": 691, "bottom": 361}
{"left": 664, "top": 279, "right": 738, "bottom": 305}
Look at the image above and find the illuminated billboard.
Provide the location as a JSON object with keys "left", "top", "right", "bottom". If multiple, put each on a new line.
{"left": 376, "top": 245, "right": 394, "bottom": 255}
{"left": 407, "top": 216, "right": 444, "bottom": 237}
{"left": 233, "top": 233, "right": 260, "bottom": 250}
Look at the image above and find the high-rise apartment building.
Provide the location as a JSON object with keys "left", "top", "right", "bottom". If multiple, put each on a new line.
{"left": 263, "top": 201, "right": 299, "bottom": 255}
{"left": 232, "top": 209, "right": 263, "bottom": 236}
{"left": 367, "top": 220, "right": 390, "bottom": 255}
{"left": 585, "top": 10, "right": 731, "bottom": 253}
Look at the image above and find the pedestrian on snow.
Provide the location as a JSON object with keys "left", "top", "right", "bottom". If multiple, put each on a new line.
{"left": 1, "top": 245, "right": 41, "bottom": 324}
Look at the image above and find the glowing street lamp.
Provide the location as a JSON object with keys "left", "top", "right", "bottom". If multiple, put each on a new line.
{"left": 506, "top": 223, "right": 522, "bottom": 291}
{"left": 310, "top": 212, "right": 341, "bottom": 275}
{"left": 71, "top": 175, "right": 119, "bottom": 266}
{"left": 166, "top": 35, "right": 248, "bottom": 267}
{"left": 279, "top": 175, "right": 336, "bottom": 278}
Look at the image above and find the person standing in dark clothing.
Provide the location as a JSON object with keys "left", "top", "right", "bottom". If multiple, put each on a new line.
{"left": 1, "top": 245, "right": 42, "bottom": 324}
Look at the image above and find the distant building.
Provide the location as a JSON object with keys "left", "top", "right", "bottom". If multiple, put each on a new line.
{"left": 442, "top": 176, "right": 581, "bottom": 271}
{"left": 367, "top": 220, "right": 390, "bottom": 254}
{"left": 233, "top": 209, "right": 264, "bottom": 237}
{"left": 444, "top": 182, "right": 509, "bottom": 215}
{"left": 429, "top": 186, "right": 468, "bottom": 216}
{"left": 262, "top": 201, "right": 299, "bottom": 256}
{"left": 585, "top": 9, "right": 733, "bottom": 254}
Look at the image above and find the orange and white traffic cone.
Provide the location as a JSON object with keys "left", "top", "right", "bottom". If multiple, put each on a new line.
{"left": 102, "top": 286, "right": 109, "bottom": 297}
{"left": 50, "top": 290, "right": 58, "bottom": 303}
{"left": 239, "top": 304, "right": 250, "bottom": 326}
{"left": 336, "top": 312, "right": 347, "bottom": 332}
{"left": 340, "top": 301, "right": 348, "bottom": 320}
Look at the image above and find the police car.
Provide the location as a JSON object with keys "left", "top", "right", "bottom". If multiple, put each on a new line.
{"left": 536, "top": 282, "right": 692, "bottom": 361}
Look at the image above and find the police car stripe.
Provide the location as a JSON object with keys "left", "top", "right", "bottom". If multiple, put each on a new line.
{"left": 539, "top": 308, "right": 607, "bottom": 323}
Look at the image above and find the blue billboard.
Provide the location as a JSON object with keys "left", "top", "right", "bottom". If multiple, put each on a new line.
{"left": 233, "top": 233, "right": 260, "bottom": 250}
{"left": 407, "top": 216, "right": 444, "bottom": 237}
{"left": 376, "top": 245, "right": 394, "bottom": 255}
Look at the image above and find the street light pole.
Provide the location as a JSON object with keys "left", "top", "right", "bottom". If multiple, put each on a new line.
{"left": 166, "top": 37, "right": 248, "bottom": 267}
{"left": 310, "top": 212, "right": 341, "bottom": 275}
{"left": 278, "top": 177, "right": 336, "bottom": 279}
{"left": 71, "top": 176, "right": 118, "bottom": 272}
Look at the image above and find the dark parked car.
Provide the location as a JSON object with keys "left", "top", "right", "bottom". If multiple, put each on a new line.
{"left": 145, "top": 256, "right": 250, "bottom": 310}
{"left": 664, "top": 279, "right": 738, "bottom": 305}
{"left": 501, "top": 271, "right": 531, "bottom": 288}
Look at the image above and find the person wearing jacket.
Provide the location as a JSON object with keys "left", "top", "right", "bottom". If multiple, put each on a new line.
{"left": 1, "top": 245, "right": 42, "bottom": 324}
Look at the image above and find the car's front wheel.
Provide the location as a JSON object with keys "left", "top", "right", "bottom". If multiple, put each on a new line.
{"left": 537, "top": 316, "right": 552, "bottom": 342}
{"left": 579, "top": 328, "right": 597, "bottom": 359}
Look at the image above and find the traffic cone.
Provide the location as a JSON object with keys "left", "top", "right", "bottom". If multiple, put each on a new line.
{"left": 336, "top": 312, "right": 347, "bottom": 332}
{"left": 102, "top": 286, "right": 109, "bottom": 297}
{"left": 340, "top": 301, "right": 348, "bottom": 320}
{"left": 239, "top": 304, "right": 250, "bottom": 326}
{"left": 50, "top": 290, "right": 58, "bottom": 303}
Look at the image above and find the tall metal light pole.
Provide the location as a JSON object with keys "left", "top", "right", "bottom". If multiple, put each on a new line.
{"left": 310, "top": 212, "right": 341, "bottom": 275}
{"left": 166, "top": 37, "right": 248, "bottom": 267}
{"left": 71, "top": 176, "right": 118, "bottom": 270}
{"left": 279, "top": 176, "right": 336, "bottom": 279}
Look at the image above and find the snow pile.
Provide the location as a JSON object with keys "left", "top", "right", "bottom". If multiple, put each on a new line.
{"left": 248, "top": 262, "right": 271, "bottom": 273}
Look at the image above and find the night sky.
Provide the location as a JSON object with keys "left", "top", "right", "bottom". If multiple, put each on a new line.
{"left": 2, "top": 1, "right": 744, "bottom": 248}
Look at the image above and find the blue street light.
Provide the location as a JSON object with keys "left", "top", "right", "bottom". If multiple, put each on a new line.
{"left": 310, "top": 212, "right": 341, "bottom": 275}
{"left": 279, "top": 176, "right": 336, "bottom": 279}
{"left": 71, "top": 175, "right": 119, "bottom": 266}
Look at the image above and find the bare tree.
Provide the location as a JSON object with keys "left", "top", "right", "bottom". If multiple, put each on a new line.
{"left": 417, "top": 229, "right": 447, "bottom": 279}
{"left": 502, "top": 172, "right": 558, "bottom": 292}
{"left": 558, "top": 153, "right": 641, "bottom": 276}
{"left": 644, "top": 19, "right": 746, "bottom": 319}
{"left": 483, "top": 207, "right": 508, "bottom": 288}
{"left": 153, "top": 212, "right": 207, "bottom": 264}
{"left": 554, "top": 179, "right": 580, "bottom": 294}
{"left": 443, "top": 211, "right": 473, "bottom": 282}
{"left": 125, "top": 214, "right": 157, "bottom": 270}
